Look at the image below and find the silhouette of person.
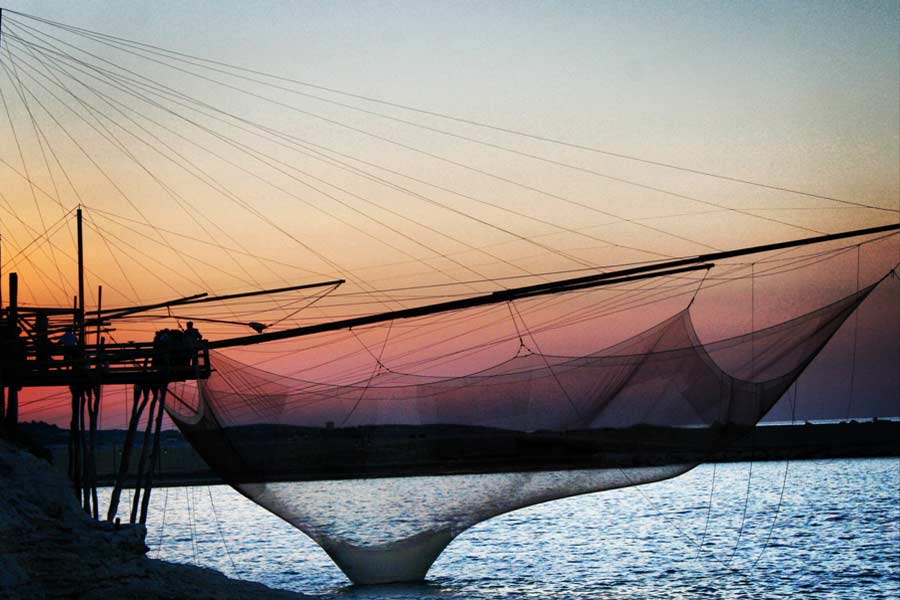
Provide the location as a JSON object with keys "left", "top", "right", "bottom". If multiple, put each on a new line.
{"left": 35, "top": 313, "right": 50, "bottom": 364}
{"left": 185, "top": 321, "right": 203, "bottom": 367}
{"left": 185, "top": 321, "right": 202, "bottom": 344}
{"left": 59, "top": 327, "right": 79, "bottom": 369}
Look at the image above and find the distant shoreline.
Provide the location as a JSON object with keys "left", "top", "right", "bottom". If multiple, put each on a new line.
{"left": 19, "top": 419, "right": 900, "bottom": 488}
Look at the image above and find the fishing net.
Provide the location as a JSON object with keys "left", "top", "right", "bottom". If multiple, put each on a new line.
{"left": 168, "top": 281, "right": 877, "bottom": 583}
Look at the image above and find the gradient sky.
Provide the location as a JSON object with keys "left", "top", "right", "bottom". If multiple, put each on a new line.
{"left": 1, "top": 1, "right": 897, "bottom": 427}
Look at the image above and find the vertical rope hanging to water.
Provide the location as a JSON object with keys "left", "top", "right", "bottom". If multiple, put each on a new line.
{"left": 726, "top": 263, "right": 756, "bottom": 567}
{"left": 749, "top": 381, "right": 797, "bottom": 570}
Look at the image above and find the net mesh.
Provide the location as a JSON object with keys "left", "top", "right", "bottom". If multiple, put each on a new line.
{"left": 168, "top": 282, "right": 877, "bottom": 583}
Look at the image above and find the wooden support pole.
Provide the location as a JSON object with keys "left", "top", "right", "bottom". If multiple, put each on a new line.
{"left": 139, "top": 384, "right": 167, "bottom": 525}
{"left": 131, "top": 388, "right": 158, "bottom": 523}
{"left": 107, "top": 384, "right": 150, "bottom": 522}
{"left": 84, "top": 384, "right": 100, "bottom": 520}
{"left": 76, "top": 207, "right": 85, "bottom": 349}
{"left": 5, "top": 273, "right": 18, "bottom": 432}
{"left": 0, "top": 223, "right": 4, "bottom": 309}
{"left": 79, "top": 387, "right": 90, "bottom": 513}
{"left": 68, "top": 386, "right": 82, "bottom": 498}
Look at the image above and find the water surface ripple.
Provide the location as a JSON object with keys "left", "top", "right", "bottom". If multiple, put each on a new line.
{"left": 101, "top": 458, "right": 899, "bottom": 599}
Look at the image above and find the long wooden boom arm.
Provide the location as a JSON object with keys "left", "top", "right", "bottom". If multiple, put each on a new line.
{"left": 207, "top": 222, "right": 900, "bottom": 350}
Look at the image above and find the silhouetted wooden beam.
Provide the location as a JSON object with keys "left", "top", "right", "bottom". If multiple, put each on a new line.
{"left": 208, "top": 263, "right": 712, "bottom": 349}
{"left": 87, "top": 293, "right": 209, "bottom": 324}
{"left": 495, "top": 222, "right": 900, "bottom": 299}
{"left": 11, "top": 307, "right": 79, "bottom": 316}
{"left": 178, "top": 279, "right": 344, "bottom": 306}
{"left": 209, "top": 222, "right": 900, "bottom": 350}
{"left": 86, "top": 279, "right": 344, "bottom": 326}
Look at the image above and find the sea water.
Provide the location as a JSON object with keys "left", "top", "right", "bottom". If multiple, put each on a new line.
{"left": 101, "top": 458, "right": 899, "bottom": 599}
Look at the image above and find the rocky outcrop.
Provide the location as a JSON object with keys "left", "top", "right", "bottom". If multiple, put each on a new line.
{"left": 0, "top": 439, "right": 308, "bottom": 599}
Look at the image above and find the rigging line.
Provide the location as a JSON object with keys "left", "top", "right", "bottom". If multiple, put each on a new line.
{"left": 844, "top": 245, "right": 861, "bottom": 420}
{"left": 0, "top": 50, "right": 218, "bottom": 300}
{"left": 2, "top": 36, "right": 77, "bottom": 256}
{"left": 78, "top": 220, "right": 192, "bottom": 296}
{"left": 525, "top": 268, "right": 735, "bottom": 347}
{"left": 7, "top": 41, "right": 289, "bottom": 303}
{"left": 0, "top": 44, "right": 68, "bottom": 278}
{"left": 243, "top": 128, "right": 648, "bottom": 265}
{"left": 46, "top": 28, "right": 673, "bottom": 268}
{"left": 687, "top": 265, "right": 711, "bottom": 308}
{"left": 0, "top": 42, "right": 296, "bottom": 304}
{"left": 695, "top": 464, "right": 718, "bottom": 560}
{"left": 154, "top": 485, "right": 169, "bottom": 559}
{"left": 0, "top": 56, "right": 69, "bottom": 301}
{"left": 748, "top": 381, "right": 796, "bottom": 571}
{"left": 0, "top": 204, "right": 73, "bottom": 265}
{"left": 7, "top": 26, "right": 667, "bottom": 274}
{"left": 81, "top": 209, "right": 142, "bottom": 303}
{"left": 6, "top": 20, "right": 651, "bottom": 269}
{"left": 725, "top": 263, "right": 756, "bottom": 568}
{"left": 5, "top": 23, "right": 713, "bottom": 257}
{"left": 6, "top": 47, "right": 233, "bottom": 300}
{"left": 0, "top": 52, "right": 89, "bottom": 214}
{"left": 348, "top": 322, "right": 392, "bottom": 373}
{"left": 506, "top": 301, "right": 529, "bottom": 353}
{"left": 117, "top": 56, "right": 831, "bottom": 240}
{"left": 1, "top": 28, "right": 513, "bottom": 298}
{"left": 1, "top": 48, "right": 112, "bottom": 303}
{"left": 0, "top": 195, "right": 73, "bottom": 298}
{"left": 18, "top": 13, "right": 880, "bottom": 214}
{"left": 21, "top": 58, "right": 550, "bottom": 288}
{"left": 7, "top": 70, "right": 330, "bottom": 300}
{"left": 8, "top": 15, "right": 852, "bottom": 233}
{"left": 23, "top": 38, "right": 587, "bottom": 281}
{"left": 9, "top": 43, "right": 338, "bottom": 315}
{"left": 616, "top": 469, "right": 763, "bottom": 590}
{"left": 206, "top": 487, "right": 238, "bottom": 576}
{"left": 510, "top": 300, "right": 583, "bottom": 420}
{"left": 185, "top": 486, "right": 199, "bottom": 565}
{"left": 9, "top": 45, "right": 401, "bottom": 308}
{"left": 266, "top": 283, "right": 341, "bottom": 329}
{"left": 84, "top": 206, "right": 327, "bottom": 275}
{"left": 55, "top": 26, "right": 843, "bottom": 240}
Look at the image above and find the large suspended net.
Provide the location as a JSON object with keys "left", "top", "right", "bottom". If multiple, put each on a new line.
{"left": 167, "top": 275, "right": 886, "bottom": 583}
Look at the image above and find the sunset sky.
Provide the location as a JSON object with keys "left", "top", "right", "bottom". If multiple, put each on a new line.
{"left": 0, "top": 1, "right": 897, "bottom": 427}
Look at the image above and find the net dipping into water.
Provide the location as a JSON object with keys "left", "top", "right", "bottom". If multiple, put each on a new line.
{"left": 166, "top": 281, "right": 885, "bottom": 583}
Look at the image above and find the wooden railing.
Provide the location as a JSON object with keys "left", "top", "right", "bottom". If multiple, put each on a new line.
{"left": 2, "top": 339, "right": 212, "bottom": 387}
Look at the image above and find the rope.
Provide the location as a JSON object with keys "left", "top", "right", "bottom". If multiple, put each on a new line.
{"left": 844, "top": 245, "right": 861, "bottom": 419}
{"left": 725, "top": 263, "right": 756, "bottom": 567}
{"left": 154, "top": 485, "right": 168, "bottom": 558}
{"left": 207, "top": 487, "right": 238, "bottom": 575}
{"left": 506, "top": 301, "right": 530, "bottom": 355}
{"left": 687, "top": 265, "right": 711, "bottom": 309}
{"left": 618, "top": 468, "right": 762, "bottom": 592}
{"left": 749, "top": 381, "right": 797, "bottom": 570}
{"left": 511, "top": 301, "right": 583, "bottom": 421}
{"left": 185, "top": 486, "right": 199, "bottom": 564}
{"left": 694, "top": 464, "right": 717, "bottom": 559}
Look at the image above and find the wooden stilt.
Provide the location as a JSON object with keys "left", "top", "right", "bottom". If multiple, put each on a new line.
{"left": 79, "top": 386, "right": 90, "bottom": 513}
{"left": 107, "top": 384, "right": 149, "bottom": 522}
{"left": 140, "top": 384, "right": 168, "bottom": 525}
{"left": 5, "top": 273, "right": 18, "bottom": 433}
{"left": 131, "top": 387, "right": 159, "bottom": 523}
{"left": 68, "top": 385, "right": 82, "bottom": 497}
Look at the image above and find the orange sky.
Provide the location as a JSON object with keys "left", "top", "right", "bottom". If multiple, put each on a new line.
{"left": 1, "top": 2, "right": 898, "bottom": 427}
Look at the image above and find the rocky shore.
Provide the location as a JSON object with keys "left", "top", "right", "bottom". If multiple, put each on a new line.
{"left": 0, "top": 438, "right": 308, "bottom": 599}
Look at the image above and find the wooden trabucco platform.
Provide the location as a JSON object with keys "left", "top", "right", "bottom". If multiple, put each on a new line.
{"left": 2, "top": 341, "right": 211, "bottom": 387}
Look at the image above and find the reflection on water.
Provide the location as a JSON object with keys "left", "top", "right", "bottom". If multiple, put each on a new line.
{"left": 100, "top": 458, "right": 899, "bottom": 599}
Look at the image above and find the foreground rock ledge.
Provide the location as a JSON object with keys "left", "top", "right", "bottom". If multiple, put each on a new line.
{"left": 0, "top": 439, "right": 308, "bottom": 599}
